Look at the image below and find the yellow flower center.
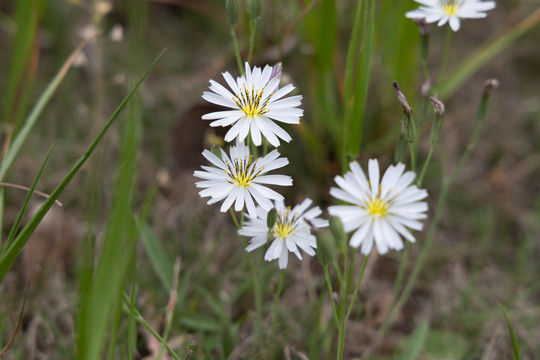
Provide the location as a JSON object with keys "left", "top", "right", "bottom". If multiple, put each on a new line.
{"left": 226, "top": 155, "right": 263, "bottom": 188}
{"left": 273, "top": 207, "right": 300, "bottom": 239}
{"left": 367, "top": 198, "right": 390, "bottom": 217}
{"left": 232, "top": 84, "right": 273, "bottom": 118}
{"left": 440, "top": 0, "right": 463, "bottom": 15}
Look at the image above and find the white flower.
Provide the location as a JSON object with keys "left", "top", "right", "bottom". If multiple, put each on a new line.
{"left": 202, "top": 62, "right": 303, "bottom": 147}
{"left": 406, "top": 0, "right": 496, "bottom": 32}
{"left": 328, "top": 159, "right": 428, "bottom": 255}
{"left": 194, "top": 140, "right": 292, "bottom": 218}
{"left": 239, "top": 199, "right": 329, "bottom": 269}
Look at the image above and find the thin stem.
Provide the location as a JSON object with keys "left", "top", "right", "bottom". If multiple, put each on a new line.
{"left": 389, "top": 242, "right": 409, "bottom": 310}
{"left": 323, "top": 265, "right": 340, "bottom": 329}
{"left": 271, "top": 270, "right": 285, "bottom": 336}
{"left": 230, "top": 28, "right": 244, "bottom": 75}
{"left": 438, "top": 27, "right": 452, "bottom": 85}
{"left": 409, "top": 142, "right": 416, "bottom": 172}
{"left": 417, "top": 146, "right": 434, "bottom": 187}
{"left": 240, "top": 235, "right": 263, "bottom": 346}
{"left": 344, "top": 255, "right": 368, "bottom": 321}
{"left": 247, "top": 20, "right": 258, "bottom": 64}
{"left": 229, "top": 208, "right": 240, "bottom": 229}
{"left": 336, "top": 247, "right": 350, "bottom": 360}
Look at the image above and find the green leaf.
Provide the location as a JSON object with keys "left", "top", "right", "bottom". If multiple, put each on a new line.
{"left": 396, "top": 320, "right": 429, "bottom": 360}
{"left": 497, "top": 301, "right": 521, "bottom": 360}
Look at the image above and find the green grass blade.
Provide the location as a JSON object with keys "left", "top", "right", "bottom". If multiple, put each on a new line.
{"left": 396, "top": 320, "right": 429, "bottom": 360}
{"left": 440, "top": 8, "right": 540, "bottom": 99}
{"left": 497, "top": 301, "right": 521, "bottom": 360}
{"left": 0, "top": 40, "right": 87, "bottom": 182}
{"left": 2, "top": 147, "right": 53, "bottom": 253}
{"left": 347, "top": 0, "right": 374, "bottom": 158}
{"left": 2, "top": 0, "right": 43, "bottom": 128}
{"left": 0, "top": 48, "right": 167, "bottom": 285}
{"left": 139, "top": 220, "right": 175, "bottom": 290}
{"left": 341, "top": 0, "right": 364, "bottom": 170}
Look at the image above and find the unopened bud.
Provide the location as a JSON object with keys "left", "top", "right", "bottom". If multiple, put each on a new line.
{"left": 316, "top": 232, "right": 337, "bottom": 266}
{"left": 414, "top": 18, "right": 431, "bottom": 37}
{"left": 392, "top": 81, "right": 412, "bottom": 116}
{"left": 270, "top": 62, "right": 282, "bottom": 82}
{"left": 429, "top": 97, "right": 445, "bottom": 146}
{"left": 210, "top": 144, "right": 223, "bottom": 160}
{"left": 329, "top": 217, "right": 347, "bottom": 249}
{"left": 266, "top": 208, "right": 278, "bottom": 230}
{"left": 483, "top": 78, "right": 500, "bottom": 97}
{"left": 226, "top": 0, "right": 239, "bottom": 27}
{"left": 421, "top": 79, "right": 432, "bottom": 97}
{"left": 246, "top": 0, "right": 262, "bottom": 21}
{"left": 430, "top": 96, "right": 445, "bottom": 116}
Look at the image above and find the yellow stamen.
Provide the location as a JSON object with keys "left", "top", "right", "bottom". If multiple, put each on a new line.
{"left": 273, "top": 207, "right": 300, "bottom": 239}
{"left": 232, "top": 85, "right": 273, "bottom": 119}
{"left": 440, "top": 0, "right": 463, "bottom": 15}
{"left": 367, "top": 198, "right": 389, "bottom": 217}
{"left": 225, "top": 155, "right": 264, "bottom": 188}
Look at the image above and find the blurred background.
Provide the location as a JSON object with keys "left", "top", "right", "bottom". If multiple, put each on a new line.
{"left": 1, "top": 0, "right": 540, "bottom": 358}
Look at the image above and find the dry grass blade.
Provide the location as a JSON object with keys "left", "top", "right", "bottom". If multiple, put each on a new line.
{"left": 0, "top": 265, "right": 40, "bottom": 357}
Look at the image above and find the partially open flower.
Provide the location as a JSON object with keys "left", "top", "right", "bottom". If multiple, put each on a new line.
{"left": 239, "top": 199, "right": 328, "bottom": 269}
{"left": 202, "top": 63, "right": 303, "bottom": 147}
{"left": 328, "top": 159, "right": 428, "bottom": 255}
{"left": 406, "top": 0, "right": 496, "bottom": 32}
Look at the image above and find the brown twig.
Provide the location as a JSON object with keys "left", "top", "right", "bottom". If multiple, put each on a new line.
{"left": 0, "top": 182, "right": 63, "bottom": 207}
{"left": 0, "top": 265, "right": 41, "bottom": 357}
{"left": 277, "top": 0, "right": 318, "bottom": 60}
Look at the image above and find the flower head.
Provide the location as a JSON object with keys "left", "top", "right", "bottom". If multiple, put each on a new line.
{"left": 239, "top": 199, "right": 328, "bottom": 269}
{"left": 328, "top": 159, "right": 428, "bottom": 255}
{"left": 194, "top": 140, "right": 292, "bottom": 218}
{"left": 406, "top": 0, "right": 496, "bottom": 32}
{"left": 202, "top": 62, "right": 303, "bottom": 147}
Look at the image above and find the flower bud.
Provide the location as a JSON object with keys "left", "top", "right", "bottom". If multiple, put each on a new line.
{"left": 392, "top": 81, "right": 412, "bottom": 116}
{"left": 246, "top": 0, "right": 262, "bottom": 21}
{"left": 316, "top": 232, "right": 337, "bottom": 266}
{"left": 393, "top": 81, "right": 416, "bottom": 143}
{"left": 226, "top": 0, "right": 239, "bottom": 27}
{"left": 329, "top": 217, "right": 347, "bottom": 249}
{"left": 266, "top": 207, "right": 278, "bottom": 230}
{"left": 429, "top": 97, "right": 445, "bottom": 146}
{"left": 210, "top": 144, "right": 223, "bottom": 160}
{"left": 270, "top": 62, "right": 282, "bottom": 82}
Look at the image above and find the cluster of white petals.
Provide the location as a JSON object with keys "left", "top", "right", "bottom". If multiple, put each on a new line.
{"left": 239, "top": 199, "right": 328, "bottom": 269}
{"left": 329, "top": 159, "right": 428, "bottom": 255}
{"left": 202, "top": 63, "right": 303, "bottom": 147}
{"left": 406, "top": 0, "right": 496, "bottom": 31}
{"left": 194, "top": 140, "right": 292, "bottom": 218}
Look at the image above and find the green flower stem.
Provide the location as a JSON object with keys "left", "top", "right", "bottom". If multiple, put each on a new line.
{"left": 417, "top": 146, "right": 434, "bottom": 187}
{"left": 438, "top": 27, "right": 452, "bottom": 86}
{"left": 336, "top": 247, "right": 351, "bottom": 360}
{"left": 240, "top": 233, "right": 263, "bottom": 346}
{"left": 122, "top": 293, "right": 181, "bottom": 360}
{"left": 323, "top": 265, "right": 340, "bottom": 329}
{"left": 409, "top": 142, "right": 416, "bottom": 172}
{"left": 229, "top": 208, "right": 240, "bottom": 229}
{"left": 345, "top": 255, "right": 368, "bottom": 321}
{"left": 271, "top": 270, "right": 285, "bottom": 337}
{"left": 230, "top": 28, "right": 244, "bottom": 75}
{"left": 247, "top": 20, "right": 258, "bottom": 64}
{"left": 389, "top": 242, "right": 409, "bottom": 310}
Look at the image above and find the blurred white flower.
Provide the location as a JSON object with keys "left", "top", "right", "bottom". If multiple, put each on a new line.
{"left": 202, "top": 62, "right": 303, "bottom": 147}
{"left": 239, "top": 199, "right": 328, "bottom": 269}
{"left": 194, "top": 140, "right": 292, "bottom": 218}
{"left": 328, "top": 159, "right": 428, "bottom": 255}
{"left": 406, "top": 0, "right": 496, "bottom": 32}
